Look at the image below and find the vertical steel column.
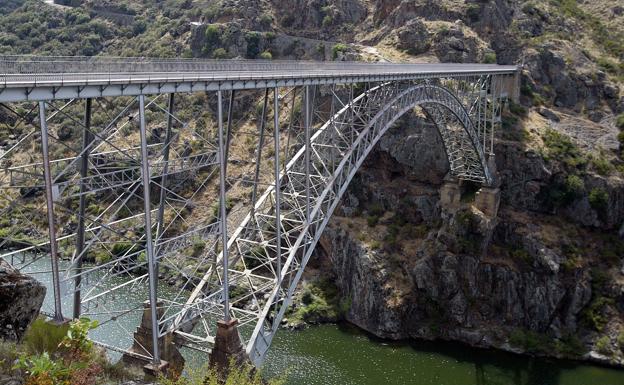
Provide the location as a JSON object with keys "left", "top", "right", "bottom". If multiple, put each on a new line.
{"left": 273, "top": 87, "right": 282, "bottom": 289}
{"left": 250, "top": 89, "right": 270, "bottom": 221}
{"left": 304, "top": 86, "right": 311, "bottom": 224}
{"left": 217, "top": 90, "right": 230, "bottom": 322}
{"left": 225, "top": 90, "right": 235, "bottom": 171}
{"left": 39, "top": 101, "right": 64, "bottom": 323}
{"left": 138, "top": 95, "right": 161, "bottom": 365}
{"left": 155, "top": 93, "right": 175, "bottom": 254}
{"left": 73, "top": 98, "right": 92, "bottom": 319}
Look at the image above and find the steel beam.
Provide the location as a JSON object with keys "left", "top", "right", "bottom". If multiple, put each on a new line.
{"left": 155, "top": 93, "right": 175, "bottom": 254}
{"left": 217, "top": 90, "right": 230, "bottom": 322}
{"left": 38, "top": 101, "right": 64, "bottom": 323}
{"left": 73, "top": 98, "right": 92, "bottom": 319}
{"left": 138, "top": 94, "right": 161, "bottom": 365}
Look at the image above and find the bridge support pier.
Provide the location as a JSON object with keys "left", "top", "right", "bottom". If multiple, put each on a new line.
{"left": 440, "top": 177, "right": 461, "bottom": 213}
{"left": 209, "top": 319, "right": 250, "bottom": 376}
{"left": 474, "top": 187, "right": 500, "bottom": 218}
{"left": 122, "top": 301, "right": 184, "bottom": 376}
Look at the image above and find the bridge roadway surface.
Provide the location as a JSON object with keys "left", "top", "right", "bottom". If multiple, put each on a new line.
{"left": 0, "top": 57, "right": 518, "bottom": 102}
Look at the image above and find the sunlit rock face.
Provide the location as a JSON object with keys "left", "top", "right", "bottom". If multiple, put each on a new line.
{"left": 0, "top": 259, "right": 46, "bottom": 341}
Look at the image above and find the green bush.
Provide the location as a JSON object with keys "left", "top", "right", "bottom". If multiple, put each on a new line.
{"left": 591, "top": 155, "right": 613, "bottom": 175}
{"left": 564, "top": 175, "right": 585, "bottom": 196}
{"left": 542, "top": 129, "right": 586, "bottom": 168}
{"left": 322, "top": 15, "right": 333, "bottom": 27}
{"left": 582, "top": 296, "right": 614, "bottom": 331}
{"left": 259, "top": 50, "right": 272, "bottom": 60}
{"left": 13, "top": 352, "right": 72, "bottom": 384}
{"left": 588, "top": 188, "right": 608, "bottom": 213}
{"left": 158, "top": 361, "right": 285, "bottom": 385}
{"left": 23, "top": 318, "right": 69, "bottom": 356}
{"left": 332, "top": 43, "right": 348, "bottom": 60}
{"left": 616, "top": 114, "right": 624, "bottom": 130}
{"left": 0, "top": 340, "right": 19, "bottom": 375}
{"left": 595, "top": 335, "right": 613, "bottom": 356}
{"left": 367, "top": 215, "right": 379, "bottom": 227}
{"left": 245, "top": 31, "right": 261, "bottom": 58}
{"left": 483, "top": 52, "right": 497, "bottom": 64}
{"left": 212, "top": 47, "right": 228, "bottom": 59}
{"left": 618, "top": 330, "right": 624, "bottom": 352}
{"left": 617, "top": 131, "right": 624, "bottom": 145}
{"left": 288, "top": 279, "right": 345, "bottom": 326}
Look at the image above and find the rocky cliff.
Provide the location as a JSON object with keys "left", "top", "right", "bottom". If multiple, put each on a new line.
{"left": 0, "top": 259, "right": 46, "bottom": 341}
{"left": 314, "top": 109, "right": 624, "bottom": 365}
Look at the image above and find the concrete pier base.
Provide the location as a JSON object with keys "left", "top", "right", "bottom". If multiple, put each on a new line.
{"left": 440, "top": 177, "right": 461, "bottom": 213}
{"left": 475, "top": 187, "right": 501, "bottom": 218}
{"left": 209, "top": 319, "right": 250, "bottom": 376}
{"left": 122, "top": 301, "right": 184, "bottom": 375}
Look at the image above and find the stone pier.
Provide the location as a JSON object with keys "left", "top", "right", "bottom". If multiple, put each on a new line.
{"left": 209, "top": 319, "right": 250, "bottom": 375}
{"left": 440, "top": 177, "right": 461, "bottom": 213}
{"left": 474, "top": 187, "right": 501, "bottom": 218}
{"left": 122, "top": 301, "right": 184, "bottom": 375}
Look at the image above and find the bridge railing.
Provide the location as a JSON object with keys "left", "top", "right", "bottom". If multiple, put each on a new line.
{"left": 0, "top": 55, "right": 518, "bottom": 75}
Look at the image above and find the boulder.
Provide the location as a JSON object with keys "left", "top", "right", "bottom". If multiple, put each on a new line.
{"left": 396, "top": 18, "right": 430, "bottom": 55}
{"left": 0, "top": 259, "right": 46, "bottom": 341}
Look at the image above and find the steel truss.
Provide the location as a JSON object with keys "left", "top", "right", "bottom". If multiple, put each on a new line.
{"left": 0, "top": 58, "right": 517, "bottom": 367}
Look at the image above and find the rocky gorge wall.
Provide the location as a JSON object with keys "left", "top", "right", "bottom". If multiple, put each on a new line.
{"left": 317, "top": 109, "right": 624, "bottom": 365}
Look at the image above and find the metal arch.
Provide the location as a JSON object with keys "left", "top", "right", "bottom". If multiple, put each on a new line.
{"left": 169, "top": 81, "right": 496, "bottom": 365}
{"left": 246, "top": 82, "right": 493, "bottom": 363}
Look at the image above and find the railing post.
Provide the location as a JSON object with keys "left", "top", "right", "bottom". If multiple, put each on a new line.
{"left": 39, "top": 101, "right": 64, "bottom": 324}
{"left": 138, "top": 94, "right": 162, "bottom": 367}
{"left": 73, "top": 98, "right": 92, "bottom": 319}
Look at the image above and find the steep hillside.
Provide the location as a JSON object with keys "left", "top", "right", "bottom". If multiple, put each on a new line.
{"left": 1, "top": 0, "right": 624, "bottom": 366}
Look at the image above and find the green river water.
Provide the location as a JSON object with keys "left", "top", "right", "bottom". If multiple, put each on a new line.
{"left": 11, "top": 255, "right": 624, "bottom": 385}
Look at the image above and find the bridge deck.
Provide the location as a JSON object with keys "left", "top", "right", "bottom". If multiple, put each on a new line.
{"left": 0, "top": 57, "right": 517, "bottom": 102}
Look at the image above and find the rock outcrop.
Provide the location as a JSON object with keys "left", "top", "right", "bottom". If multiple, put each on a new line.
{"left": 0, "top": 259, "right": 46, "bottom": 341}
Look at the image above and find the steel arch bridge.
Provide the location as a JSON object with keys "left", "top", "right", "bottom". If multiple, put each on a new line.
{"left": 0, "top": 56, "right": 518, "bottom": 368}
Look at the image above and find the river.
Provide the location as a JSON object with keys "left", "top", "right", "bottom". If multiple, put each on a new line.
{"left": 10, "top": 254, "right": 624, "bottom": 385}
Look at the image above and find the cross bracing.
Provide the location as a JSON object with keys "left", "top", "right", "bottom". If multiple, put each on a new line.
{"left": 0, "top": 57, "right": 518, "bottom": 367}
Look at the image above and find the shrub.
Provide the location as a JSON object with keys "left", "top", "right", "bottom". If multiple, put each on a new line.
{"left": 212, "top": 47, "right": 228, "bottom": 59}
{"left": 0, "top": 340, "right": 19, "bottom": 375}
{"left": 582, "top": 296, "right": 614, "bottom": 331}
{"left": 591, "top": 155, "right": 613, "bottom": 175}
{"left": 564, "top": 175, "right": 584, "bottom": 196}
{"left": 23, "top": 318, "right": 69, "bottom": 356}
{"left": 158, "top": 361, "right": 285, "bottom": 385}
{"left": 259, "top": 50, "right": 272, "bottom": 60}
{"left": 205, "top": 24, "right": 221, "bottom": 48}
{"left": 483, "top": 52, "right": 497, "bottom": 64}
{"left": 332, "top": 43, "right": 348, "bottom": 60}
{"left": 588, "top": 188, "right": 608, "bottom": 213}
{"left": 617, "top": 114, "right": 624, "bottom": 130}
{"left": 367, "top": 215, "right": 379, "bottom": 227}
{"left": 59, "top": 318, "right": 99, "bottom": 357}
{"left": 618, "top": 330, "right": 624, "bottom": 351}
{"left": 542, "top": 129, "right": 586, "bottom": 168}
{"left": 245, "top": 31, "right": 261, "bottom": 58}
{"left": 13, "top": 352, "right": 72, "bottom": 384}
{"left": 595, "top": 335, "right": 613, "bottom": 356}
{"left": 617, "top": 131, "right": 624, "bottom": 145}
{"left": 322, "top": 15, "right": 333, "bottom": 27}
